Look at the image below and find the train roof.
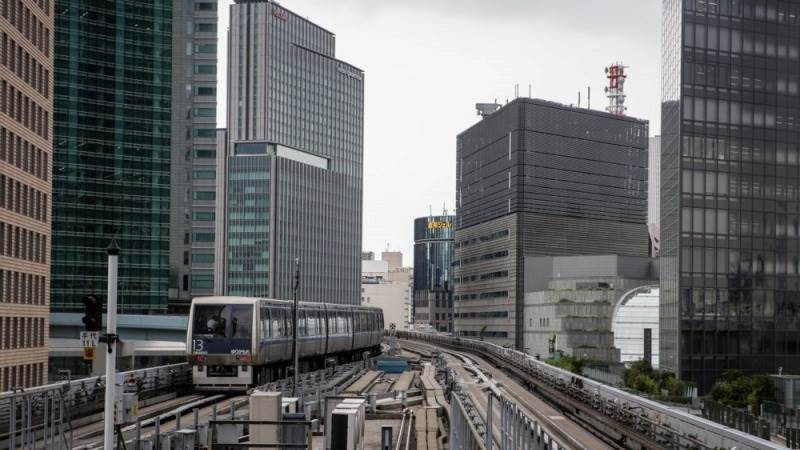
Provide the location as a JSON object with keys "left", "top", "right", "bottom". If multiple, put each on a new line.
{"left": 192, "top": 296, "right": 383, "bottom": 312}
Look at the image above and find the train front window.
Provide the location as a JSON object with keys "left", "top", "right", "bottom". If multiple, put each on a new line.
{"left": 230, "top": 305, "right": 252, "bottom": 338}
{"left": 193, "top": 305, "right": 228, "bottom": 337}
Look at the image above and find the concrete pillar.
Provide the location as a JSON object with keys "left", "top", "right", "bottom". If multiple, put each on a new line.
{"left": 250, "top": 391, "right": 282, "bottom": 450}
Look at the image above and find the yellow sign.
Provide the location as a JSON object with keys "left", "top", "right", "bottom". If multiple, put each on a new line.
{"left": 427, "top": 220, "right": 452, "bottom": 230}
{"left": 83, "top": 347, "right": 96, "bottom": 361}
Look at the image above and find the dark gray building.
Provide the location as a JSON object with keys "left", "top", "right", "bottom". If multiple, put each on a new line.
{"left": 455, "top": 98, "right": 649, "bottom": 348}
{"left": 661, "top": 0, "right": 800, "bottom": 392}
{"left": 168, "top": 0, "right": 219, "bottom": 307}
{"left": 413, "top": 214, "right": 455, "bottom": 332}
{"left": 214, "top": 1, "right": 364, "bottom": 304}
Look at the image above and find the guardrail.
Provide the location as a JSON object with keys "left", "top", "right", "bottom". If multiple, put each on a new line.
{"left": 401, "top": 331, "right": 784, "bottom": 450}
{"left": 0, "top": 362, "right": 191, "bottom": 450}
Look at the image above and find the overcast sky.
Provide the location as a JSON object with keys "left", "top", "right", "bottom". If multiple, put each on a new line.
{"left": 218, "top": 0, "right": 662, "bottom": 263}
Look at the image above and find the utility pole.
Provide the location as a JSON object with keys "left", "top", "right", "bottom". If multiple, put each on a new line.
{"left": 103, "top": 239, "right": 121, "bottom": 450}
{"left": 292, "top": 258, "right": 300, "bottom": 397}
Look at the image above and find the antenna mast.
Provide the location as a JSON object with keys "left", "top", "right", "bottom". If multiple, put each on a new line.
{"left": 604, "top": 62, "right": 628, "bottom": 115}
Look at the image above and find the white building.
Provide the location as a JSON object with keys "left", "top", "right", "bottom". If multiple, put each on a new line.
{"left": 361, "top": 253, "right": 412, "bottom": 330}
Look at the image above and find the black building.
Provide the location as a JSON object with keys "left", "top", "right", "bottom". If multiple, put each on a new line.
{"left": 413, "top": 215, "right": 455, "bottom": 332}
{"left": 455, "top": 98, "right": 649, "bottom": 348}
{"left": 661, "top": 0, "right": 800, "bottom": 392}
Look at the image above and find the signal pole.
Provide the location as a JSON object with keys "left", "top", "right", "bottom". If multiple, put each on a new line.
{"left": 292, "top": 258, "right": 300, "bottom": 397}
{"left": 103, "top": 240, "right": 120, "bottom": 450}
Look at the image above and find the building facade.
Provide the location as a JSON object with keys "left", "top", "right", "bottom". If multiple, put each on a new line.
{"left": 52, "top": 0, "right": 173, "bottom": 313}
{"left": 0, "top": 0, "right": 53, "bottom": 388}
{"left": 215, "top": 1, "right": 364, "bottom": 304}
{"left": 455, "top": 98, "right": 649, "bottom": 348}
{"left": 661, "top": 0, "right": 800, "bottom": 391}
{"left": 649, "top": 136, "right": 661, "bottom": 256}
{"left": 413, "top": 214, "right": 455, "bottom": 332}
{"left": 361, "top": 258, "right": 411, "bottom": 331}
{"left": 168, "top": 0, "right": 219, "bottom": 306}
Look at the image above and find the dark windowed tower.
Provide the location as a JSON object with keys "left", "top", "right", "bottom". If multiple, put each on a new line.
{"left": 661, "top": 0, "right": 800, "bottom": 392}
{"left": 413, "top": 215, "right": 455, "bottom": 332}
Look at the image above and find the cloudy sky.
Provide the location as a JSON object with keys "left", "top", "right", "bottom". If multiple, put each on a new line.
{"left": 218, "top": 0, "right": 662, "bottom": 262}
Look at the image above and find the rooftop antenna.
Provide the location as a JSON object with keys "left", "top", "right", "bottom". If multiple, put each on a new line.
{"left": 528, "top": 84, "right": 532, "bottom": 98}
{"left": 442, "top": 203, "right": 447, "bottom": 215}
{"left": 429, "top": 204, "right": 432, "bottom": 217}
{"left": 588, "top": 86, "right": 591, "bottom": 109}
{"left": 578, "top": 91, "right": 581, "bottom": 108}
{"left": 604, "top": 62, "right": 628, "bottom": 115}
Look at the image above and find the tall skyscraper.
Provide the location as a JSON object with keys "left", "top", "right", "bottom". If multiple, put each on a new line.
{"left": 168, "top": 0, "right": 219, "bottom": 306}
{"left": 52, "top": 0, "right": 173, "bottom": 313}
{"left": 455, "top": 98, "right": 649, "bottom": 348}
{"left": 215, "top": 1, "right": 364, "bottom": 303}
{"left": 413, "top": 214, "right": 455, "bottom": 332}
{"left": 0, "top": 0, "right": 53, "bottom": 387}
{"left": 661, "top": 0, "right": 800, "bottom": 391}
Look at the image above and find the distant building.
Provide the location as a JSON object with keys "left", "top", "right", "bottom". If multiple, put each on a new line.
{"left": 455, "top": 98, "right": 649, "bottom": 348}
{"left": 362, "top": 251, "right": 375, "bottom": 261}
{"left": 413, "top": 215, "right": 455, "bottom": 332}
{"left": 215, "top": 2, "right": 364, "bottom": 303}
{"left": 381, "top": 251, "right": 403, "bottom": 270}
{"left": 648, "top": 136, "right": 661, "bottom": 256}
{"left": 361, "top": 254, "right": 411, "bottom": 330}
{"left": 522, "top": 255, "right": 658, "bottom": 365}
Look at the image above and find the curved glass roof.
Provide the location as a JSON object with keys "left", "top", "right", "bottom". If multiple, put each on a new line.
{"left": 611, "top": 286, "right": 659, "bottom": 369}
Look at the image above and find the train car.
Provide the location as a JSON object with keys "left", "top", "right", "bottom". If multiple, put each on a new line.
{"left": 188, "top": 296, "right": 383, "bottom": 391}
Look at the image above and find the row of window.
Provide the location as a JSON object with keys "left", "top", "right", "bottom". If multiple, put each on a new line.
{"left": 0, "top": 174, "right": 47, "bottom": 222}
{"left": 1, "top": 31, "right": 49, "bottom": 98}
{"left": 454, "top": 229, "right": 509, "bottom": 248}
{"left": 680, "top": 247, "right": 800, "bottom": 277}
{"left": 0, "top": 316, "right": 45, "bottom": 350}
{"left": 0, "top": 79, "right": 49, "bottom": 139}
{"left": 689, "top": 0, "right": 800, "bottom": 23}
{"left": 0, "top": 125, "right": 48, "bottom": 181}
{"left": 0, "top": 221, "right": 46, "bottom": 263}
{"left": 1, "top": 0, "right": 50, "bottom": 56}
{"left": 455, "top": 311, "right": 508, "bottom": 319}
{"left": 454, "top": 270, "right": 509, "bottom": 284}
{"left": 193, "top": 191, "right": 215, "bottom": 201}
{"left": 452, "top": 250, "right": 509, "bottom": 268}
{"left": 685, "top": 21, "right": 800, "bottom": 60}
{"left": 0, "top": 268, "right": 46, "bottom": 305}
{"left": 454, "top": 290, "right": 509, "bottom": 301}
{"left": 184, "top": 252, "right": 214, "bottom": 265}
{"left": 0, "top": 362, "right": 44, "bottom": 391}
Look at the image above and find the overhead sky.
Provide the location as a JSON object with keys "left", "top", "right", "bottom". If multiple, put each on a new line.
{"left": 218, "top": 0, "right": 662, "bottom": 263}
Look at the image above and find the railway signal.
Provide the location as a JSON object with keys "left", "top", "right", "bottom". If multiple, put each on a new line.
{"left": 82, "top": 294, "right": 102, "bottom": 332}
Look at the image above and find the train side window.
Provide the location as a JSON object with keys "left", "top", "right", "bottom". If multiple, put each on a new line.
{"left": 261, "top": 307, "right": 269, "bottom": 338}
{"left": 270, "top": 310, "right": 280, "bottom": 338}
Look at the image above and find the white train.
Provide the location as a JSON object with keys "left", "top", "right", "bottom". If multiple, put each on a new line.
{"left": 188, "top": 297, "right": 383, "bottom": 391}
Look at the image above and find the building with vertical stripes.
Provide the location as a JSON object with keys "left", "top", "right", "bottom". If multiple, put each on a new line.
{"left": 0, "top": 0, "right": 53, "bottom": 387}
{"left": 454, "top": 98, "right": 649, "bottom": 348}
{"left": 215, "top": 1, "right": 364, "bottom": 304}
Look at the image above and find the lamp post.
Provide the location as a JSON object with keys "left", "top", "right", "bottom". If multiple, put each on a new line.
{"left": 292, "top": 258, "right": 300, "bottom": 397}
{"left": 103, "top": 239, "right": 120, "bottom": 450}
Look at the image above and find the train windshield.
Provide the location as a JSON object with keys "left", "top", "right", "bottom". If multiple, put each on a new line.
{"left": 193, "top": 304, "right": 252, "bottom": 338}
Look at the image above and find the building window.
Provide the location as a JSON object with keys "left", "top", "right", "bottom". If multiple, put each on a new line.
{"left": 182, "top": 275, "right": 189, "bottom": 291}
{"left": 194, "top": 2, "right": 217, "bottom": 11}
{"left": 192, "top": 170, "right": 215, "bottom": 180}
{"left": 192, "top": 211, "right": 215, "bottom": 221}
{"left": 192, "top": 253, "right": 214, "bottom": 263}
{"left": 192, "top": 233, "right": 215, "bottom": 242}
{"left": 194, "top": 64, "right": 216, "bottom": 75}
{"left": 195, "top": 23, "right": 217, "bottom": 33}
{"left": 191, "top": 274, "right": 214, "bottom": 289}
{"left": 193, "top": 191, "right": 215, "bottom": 201}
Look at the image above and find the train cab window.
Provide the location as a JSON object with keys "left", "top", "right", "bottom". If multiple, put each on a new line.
{"left": 230, "top": 305, "right": 252, "bottom": 339}
{"left": 193, "top": 305, "right": 228, "bottom": 337}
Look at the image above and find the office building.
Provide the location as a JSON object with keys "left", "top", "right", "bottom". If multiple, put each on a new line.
{"left": 361, "top": 258, "right": 411, "bottom": 331}
{"left": 168, "top": 0, "right": 219, "bottom": 306}
{"left": 362, "top": 251, "right": 375, "bottom": 261}
{"left": 0, "top": 0, "right": 53, "bottom": 388}
{"left": 523, "top": 255, "right": 658, "bottom": 365}
{"left": 661, "top": 0, "right": 800, "bottom": 391}
{"left": 413, "top": 214, "right": 455, "bottom": 332}
{"left": 381, "top": 251, "right": 403, "bottom": 271}
{"left": 215, "top": 1, "right": 364, "bottom": 303}
{"left": 649, "top": 136, "right": 661, "bottom": 256}
{"left": 52, "top": 0, "right": 173, "bottom": 313}
{"left": 455, "top": 98, "right": 649, "bottom": 348}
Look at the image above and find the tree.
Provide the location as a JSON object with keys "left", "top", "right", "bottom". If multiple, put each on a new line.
{"left": 709, "top": 371, "right": 776, "bottom": 413}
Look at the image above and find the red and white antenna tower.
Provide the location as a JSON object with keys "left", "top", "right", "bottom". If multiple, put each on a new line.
{"left": 604, "top": 62, "right": 628, "bottom": 115}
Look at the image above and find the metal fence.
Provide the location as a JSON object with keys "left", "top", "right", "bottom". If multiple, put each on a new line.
{"left": 0, "top": 363, "right": 191, "bottom": 450}
{"left": 701, "top": 399, "right": 770, "bottom": 440}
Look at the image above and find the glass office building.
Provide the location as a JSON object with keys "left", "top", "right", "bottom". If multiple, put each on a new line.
{"left": 215, "top": 1, "right": 364, "bottom": 304}
{"left": 413, "top": 215, "right": 455, "bottom": 331}
{"left": 52, "top": 0, "right": 172, "bottom": 312}
{"left": 661, "top": 0, "right": 800, "bottom": 392}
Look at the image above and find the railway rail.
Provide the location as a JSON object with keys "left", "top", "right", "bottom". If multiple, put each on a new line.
{"left": 399, "top": 331, "right": 784, "bottom": 450}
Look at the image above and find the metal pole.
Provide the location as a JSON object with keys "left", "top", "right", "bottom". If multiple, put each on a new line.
{"left": 486, "top": 393, "right": 493, "bottom": 450}
{"left": 104, "top": 239, "right": 121, "bottom": 450}
{"left": 292, "top": 257, "right": 300, "bottom": 397}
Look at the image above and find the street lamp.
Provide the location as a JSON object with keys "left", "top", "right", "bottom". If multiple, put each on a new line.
{"left": 292, "top": 258, "right": 300, "bottom": 397}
